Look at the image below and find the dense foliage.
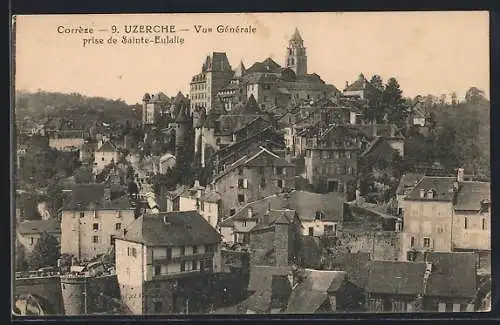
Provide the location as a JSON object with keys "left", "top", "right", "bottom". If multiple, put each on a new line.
{"left": 27, "top": 231, "right": 61, "bottom": 270}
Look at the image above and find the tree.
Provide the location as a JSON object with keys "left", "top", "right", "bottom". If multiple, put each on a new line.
{"left": 365, "top": 75, "right": 385, "bottom": 123}
{"left": 382, "top": 77, "right": 407, "bottom": 128}
{"left": 465, "top": 87, "right": 486, "bottom": 105}
{"left": 15, "top": 239, "right": 28, "bottom": 271}
{"left": 27, "top": 231, "right": 60, "bottom": 270}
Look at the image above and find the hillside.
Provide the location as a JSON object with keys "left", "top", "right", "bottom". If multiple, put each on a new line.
{"left": 15, "top": 90, "right": 142, "bottom": 130}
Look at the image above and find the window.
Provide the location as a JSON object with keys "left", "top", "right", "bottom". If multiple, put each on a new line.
{"left": 238, "top": 167, "right": 244, "bottom": 176}
{"left": 258, "top": 167, "right": 264, "bottom": 175}
{"left": 464, "top": 217, "right": 468, "bottom": 229}
{"left": 238, "top": 179, "right": 244, "bottom": 189}
{"left": 275, "top": 167, "right": 283, "bottom": 175}
{"left": 193, "top": 260, "right": 198, "bottom": 270}
{"left": 102, "top": 157, "right": 105, "bottom": 161}
{"left": 260, "top": 177, "right": 266, "bottom": 188}
{"left": 482, "top": 218, "right": 487, "bottom": 230}
{"left": 154, "top": 265, "right": 161, "bottom": 276}
{"left": 277, "top": 180, "right": 284, "bottom": 188}
{"left": 324, "top": 225, "right": 334, "bottom": 234}
{"left": 308, "top": 227, "right": 314, "bottom": 236}
{"left": 438, "top": 303, "right": 446, "bottom": 312}
{"left": 115, "top": 223, "right": 122, "bottom": 231}
{"left": 153, "top": 301, "right": 162, "bottom": 313}
{"left": 423, "top": 237, "right": 431, "bottom": 248}
{"left": 30, "top": 237, "right": 34, "bottom": 246}
{"left": 410, "top": 237, "right": 415, "bottom": 248}
{"left": 180, "top": 262, "right": 186, "bottom": 272}
{"left": 238, "top": 194, "right": 245, "bottom": 203}
{"left": 166, "top": 247, "right": 172, "bottom": 260}
{"left": 92, "top": 235, "right": 99, "bottom": 243}
{"left": 452, "top": 304, "right": 461, "bottom": 312}
{"left": 230, "top": 209, "right": 236, "bottom": 216}
{"left": 80, "top": 212, "right": 85, "bottom": 218}
{"left": 346, "top": 151, "right": 351, "bottom": 159}
{"left": 180, "top": 247, "right": 185, "bottom": 256}
{"left": 193, "top": 246, "right": 198, "bottom": 254}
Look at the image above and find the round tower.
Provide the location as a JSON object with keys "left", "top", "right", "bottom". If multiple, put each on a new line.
{"left": 60, "top": 275, "right": 88, "bottom": 315}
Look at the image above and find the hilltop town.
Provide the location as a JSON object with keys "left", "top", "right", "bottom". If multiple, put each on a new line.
{"left": 14, "top": 28, "right": 491, "bottom": 315}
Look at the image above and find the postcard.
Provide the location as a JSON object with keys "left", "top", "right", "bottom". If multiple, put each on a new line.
{"left": 12, "top": 12, "right": 490, "bottom": 316}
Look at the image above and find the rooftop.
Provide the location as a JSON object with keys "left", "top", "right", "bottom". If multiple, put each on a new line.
{"left": 404, "top": 176, "right": 457, "bottom": 202}
{"left": 454, "top": 181, "right": 490, "bottom": 211}
{"left": 62, "top": 183, "right": 133, "bottom": 211}
{"left": 366, "top": 260, "right": 426, "bottom": 295}
{"left": 17, "top": 219, "right": 61, "bottom": 235}
{"left": 118, "top": 211, "right": 221, "bottom": 246}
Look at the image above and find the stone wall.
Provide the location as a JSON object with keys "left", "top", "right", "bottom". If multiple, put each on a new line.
{"left": 334, "top": 230, "right": 401, "bottom": 261}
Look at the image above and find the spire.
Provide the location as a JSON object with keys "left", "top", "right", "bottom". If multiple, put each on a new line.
{"left": 234, "top": 60, "right": 246, "bottom": 78}
{"left": 291, "top": 28, "right": 303, "bottom": 42}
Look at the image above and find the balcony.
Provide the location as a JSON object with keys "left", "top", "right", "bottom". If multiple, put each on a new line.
{"left": 151, "top": 252, "right": 215, "bottom": 264}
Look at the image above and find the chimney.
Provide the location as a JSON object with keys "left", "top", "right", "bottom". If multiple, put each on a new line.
{"left": 457, "top": 168, "right": 464, "bottom": 183}
{"left": 419, "top": 188, "right": 425, "bottom": 199}
{"left": 345, "top": 81, "right": 349, "bottom": 89}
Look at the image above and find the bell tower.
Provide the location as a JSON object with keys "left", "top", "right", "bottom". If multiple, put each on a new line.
{"left": 286, "top": 28, "right": 307, "bottom": 76}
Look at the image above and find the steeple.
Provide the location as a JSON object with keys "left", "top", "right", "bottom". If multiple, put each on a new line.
{"left": 234, "top": 60, "right": 246, "bottom": 78}
{"left": 286, "top": 28, "right": 307, "bottom": 76}
{"left": 291, "top": 28, "right": 303, "bottom": 42}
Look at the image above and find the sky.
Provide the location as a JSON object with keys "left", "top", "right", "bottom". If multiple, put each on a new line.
{"left": 14, "top": 11, "right": 489, "bottom": 105}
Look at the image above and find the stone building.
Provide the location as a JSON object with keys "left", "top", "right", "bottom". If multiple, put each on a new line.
{"left": 60, "top": 184, "right": 135, "bottom": 260}
{"left": 114, "top": 211, "right": 222, "bottom": 314}
{"left": 190, "top": 52, "right": 234, "bottom": 111}
{"left": 142, "top": 92, "right": 171, "bottom": 125}
{"left": 213, "top": 146, "right": 295, "bottom": 217}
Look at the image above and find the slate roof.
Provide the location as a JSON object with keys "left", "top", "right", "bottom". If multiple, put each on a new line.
{"left": 96, "top": 141, "right": 118, "bottom": 152}
{"left": 244, "top": 273, "right": 292, "bottom": 312}
{"left": 245, "top": 57, "right": 282, "bottom": 74}
{"left": 425, "top": 252, "right": 477, "bottom": 299}
{"left": 290, "top": 27, "right": 303, "bottom": 41}
{"left": 214, "top": 146, "right": 293, "bottom": 181}
{"left": 396, "top": 173, "right": 425, "bottom": 196}
{"left": 361, "top": 136, "right": 398, "bottom": 159}
{"left": 62, "top": 183, "right": 133, "bottom": 210}
{"left": 231, "top": 95, "right": 262, "bottom": 115}
{"left": 119, "top": 211, "right": 221, "bottom": 246}
{"left": 250, "top": 209, "right": 298, "bottom": 232}
{"left": 454, "top": 181, "right": 490, "bottom": 211}
{"left": 351, "top": 124, "right": 404, "bottom": 139}
{"left": 17, "top": 219, "right": 61, "bottom": 235}
{"left": 366, "top": 261, "right": 426, "bottom": 295}
{"left": 286, "top": 269, "right": 347, "bottom": 314}
{"left": 405, "top": 176, "right": 457, "bottom": 202}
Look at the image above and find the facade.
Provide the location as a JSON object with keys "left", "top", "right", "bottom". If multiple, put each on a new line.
{"left": 114, "top": 211, "right": 222, "bottom": 314}
{"left": 178, "top": 181, "right": 222, "bottom": 230}
{"left": 249, "top": 209, "right": 302, "bottom": 267}
{"left": 304, "top": 126, "right": 364, "bottom": 199}
{"left": 93, "top": 141, "right": 120, "bottom": 173}
{"left": 213, "top": 146, "right": 296, "bottom": 217}
{"left": 343, "top": 73, "right": 372, "bottom": 100}
{"left": 142, "top": 92, "right": 170, "bottom": 125}
{"left": 48, "top": 130, "right": 86, "bottom": 151}
{"left": 189, "top": 52, "right": 234, "bottom": 111}
{"left": 60, "top": 184, "right": 135, "bottom": 260}
{"left": 16, "top": 219, "right": 61, "bottom": 254}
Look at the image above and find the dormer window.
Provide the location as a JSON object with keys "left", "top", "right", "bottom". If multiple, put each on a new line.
{"left": 315, "top": 211, "right": 323, "bottom": 221}
{"left": 426, "top": 190, "right": 435, "bottom": 199}
{"left": 480, "top": 200, "right": 490, "bottom": 213}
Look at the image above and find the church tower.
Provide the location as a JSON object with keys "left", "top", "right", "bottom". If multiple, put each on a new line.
{"left": 286, "top": 28, "right": 307, "bottom": 76}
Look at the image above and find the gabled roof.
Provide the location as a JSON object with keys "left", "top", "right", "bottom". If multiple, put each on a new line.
{"left": 286, "top": 269, "right": 347, "bottom": 314}
{"left": 96, "top": 141, "right": 118, "bottom": 153}
{"left": 454, "top": 181, "right": 490, "bottom": 211}
{"left": 62, "top": 183, "right": 133, "bottom": 211}
{"left": 366, "top": 261, "right": 426, "bottom": 295}
{"left": 250, "top": 209, "right": 297, "bottom": 232}
{"left": 118, "top": 211, "right": 221, "bottom": 246}
{"left": 396, "top": 173, "right": 425, "bottom": 196}
{"left": 424, "top": 252, "right": 477, "bottom": 299}
{"left": 405, "top": 176, "right": 457, "bottom": 202}
{"left": 17, "top": 219, "right": 61, "bottom": 235}
{"left": 214, "top": 146, "right": 292, "bottom": 182}
{"left": 246, "top": 57, "right": 282, "bottom": 74}
{"left": 360, "top": 136, "right": 398, "bottom": 158}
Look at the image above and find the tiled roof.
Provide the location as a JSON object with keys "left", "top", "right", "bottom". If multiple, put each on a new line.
{"left": 286, "top": 269, "right": 347, "bottom": 313}
{"left": 231, "top": 95, "right": 262, "bottom": 115}
{"left": 119, "top": 211, "right": 221, "bottom": 246}
{"left": 361, "top": 136, "right": 398, "bottom": 158}
{"left": 396, "top": 173, "right": 425, "bottom": 196}
{"left": 62, "top": 183, "right": 133, "bottom": 210}
{"left": 366, "top": 261, "right": 426, "bottom": 295}
{"left": 454, "top": 181, "right": 490, "bottom": 211}
{"left": 17, "top": 219, "right": 61, "bottom": 235}
{"left": 215, "top": 115, "right": 267, "bottom": 135}
{"left": 404, "top": 176, "right": 457, "bottom": 202}
{"left": 424, "top": 252, "right": 477, "bottom": 298}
